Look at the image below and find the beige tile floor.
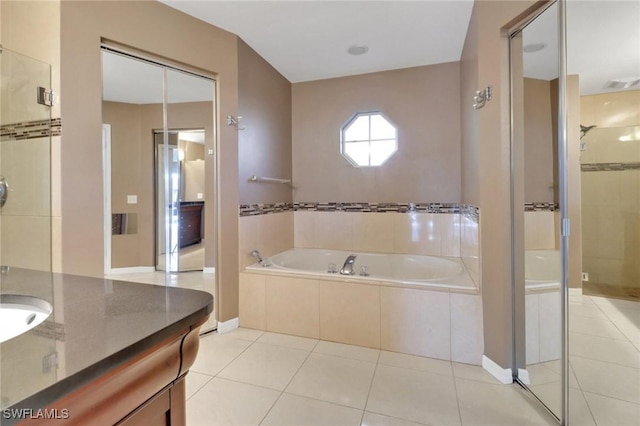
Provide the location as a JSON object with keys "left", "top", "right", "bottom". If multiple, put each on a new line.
{"left": 185, "top": 328, "right": 556, "bottom": 426}
{"left": 186, "top": 293, "right": 639, "bottom": 425}
{"left": 109, "top": 270, "right": 638, "bottom": 425}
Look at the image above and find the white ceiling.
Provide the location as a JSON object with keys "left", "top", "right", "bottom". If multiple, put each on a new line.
{"left": 160, "top": 0, "right": 474, "bottom": 83}
{"left": 104, "top": 1, "right": 640, "bottom": 103}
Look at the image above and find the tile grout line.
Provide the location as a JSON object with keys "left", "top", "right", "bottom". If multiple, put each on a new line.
{"left": 589, "top": 297, "right": 639, "bottom": 347}
{"left": 257, "top": 337, "right": 320, "bottom": 425}
{"left": 447, "top": 289, "right": 465, "bottom": 425}
{"left": 185, "top": 373, "right": 215, "bottom": 402}
{"left": 359, "top": 346, "right": 383, "bottom": 425}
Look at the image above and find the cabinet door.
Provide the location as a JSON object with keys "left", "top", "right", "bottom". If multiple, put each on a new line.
{"left": 117, "top": 378, "right": 185, "bottom": 426}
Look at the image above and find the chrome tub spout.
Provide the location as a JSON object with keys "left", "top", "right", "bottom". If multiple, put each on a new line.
{"left": 340, "top": 254, "right": 357, "bottom": 275}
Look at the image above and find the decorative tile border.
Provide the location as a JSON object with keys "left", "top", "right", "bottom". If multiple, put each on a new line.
{"left": 294, "top": 202, "right": 462, "bottom": 213}
{"left": 0, "top": 117, "right": 61, "bottom": 141}
{"left": 31, "top": 320, "right": 65, "bottom": 341}
{"left": 240, "top": 202, "right": 294, "bottom": 216}
{"left": 581, "top": 162, "right": 640, "bottom": 172}
{"left": 240, "top": 202, "right": 481, "bottom": 223}
{"left": 525, "top": 202, "right": 559, "bottom": 212}
{"left": 461, "top": 204, "right": 480, "bottom": 223}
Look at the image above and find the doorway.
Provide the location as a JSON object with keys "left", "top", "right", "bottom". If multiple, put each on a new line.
{"left": 154, "top": 129, "right": 206, "bottom": 272}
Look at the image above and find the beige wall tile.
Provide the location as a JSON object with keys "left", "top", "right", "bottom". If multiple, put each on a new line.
{"left": 51, "top": 216, "right": 62, "bottom": 273}
{"left": 240, "top": 212, "right": 294, "bottom": 269}
{"left": 391, "top": 213, "right": 443, "bottom": 256}
{"left": 440, "top": 214, "right": 461, "bottom": 257}
{"left": 393, "top": 212, "right": 424, "bottom": 255}
{"left": 239, "top": 273, "right": 267, "bottom": 330}
{"left": 314, "top": 212, "right": 352, "bottom": 251}
{"left": 525, "top": 294, "right": 540, "bottom": 365}
{"left": 239, "top": 215, "right": 262, "bottom": 269}
{"left": 538, "top": 291, "right": 561, "bottom": 362}
{"left": 524, "top": 212, "right": 556, "bottom": 250}
{"left": 580, "top": 96, "right": 596, "bottom": 125}
{"left": 422, "top": 213, "right": 442, "bottom": 256}
{"left": 266, "top": 275, "right": 319, "bottom": 338}
{"left": 450, "top": 293, "right": 483, "bottom": 365}
{"left": 1, "top": 215, "right": 51, "bottom": 271}
{"left": 462, "top": 257, "right": 480, "bottom": 287}
{"left": 352, "top": 213, "right": 394, "bottom": 253}
{"left": 0, "top": 138, "right": 50, "bottom": 217}
{"left": 294, "top": 211, "right": 315, "bottom": 248}
{"left": 261, "top": 211, "right": 294, "bottom": 257}
{"left": 460, "top": 216, "right": 479, "bottom": 259}
{"left": 380, "top": 287, "right": 450, "bottom": 359}
{"left": 51, "top": 136, "right": 62, "bottom": 218}
{"left": 319, "top": 281, "right": 381, "bottom": 348}
{"left": 594, "top": 91, "right": 640, "bottom": 128}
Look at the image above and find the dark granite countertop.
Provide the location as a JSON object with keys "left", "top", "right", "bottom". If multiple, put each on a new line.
{"left": 0, "top": 267, "right": 213, "bottom": 417}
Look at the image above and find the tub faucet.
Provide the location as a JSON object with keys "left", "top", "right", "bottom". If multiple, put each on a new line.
{"left": 250, "top": 250, "right": 270, "bottom": 267}
{"left": 340, "top": 254, "right": 357, "bottom": 275}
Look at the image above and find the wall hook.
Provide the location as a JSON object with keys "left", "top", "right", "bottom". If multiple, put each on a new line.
{"left": 226, "top": 115, "right": 245, "bottom": 130}
{"left": 473, "top": 86, "right": 493, "bottom": 110}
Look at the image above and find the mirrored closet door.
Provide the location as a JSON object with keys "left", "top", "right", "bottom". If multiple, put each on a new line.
{"left": 510, "top": 1, "right": 564, "bottom": 421}
{"left": 101, "top": 47, "right": 217, "bottom": 329}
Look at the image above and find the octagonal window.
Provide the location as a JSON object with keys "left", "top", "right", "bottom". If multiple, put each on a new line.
{"left": 340, "top": 112, "right": 397, "bottom": 167}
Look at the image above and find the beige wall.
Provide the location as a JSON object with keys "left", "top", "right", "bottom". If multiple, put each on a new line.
{"left": 103, "top": 101, "right": 145, "bottom": 269}
{"left": 60, "top": 1, "right": 239, "bottom": 321}
{"left": 460, "top": 0, "right": 543, "bottom": 369}
{"left": 292, "top": 63, "right": 461, "bottom": 203}
{"left": 524, "top": 78, "right": 555, "bottom": 202}
{"left": 238, "top": 39, "right": 292, "bottom": 205}
{"left": 460, "top": 5, "right": 480, "bottom": 207}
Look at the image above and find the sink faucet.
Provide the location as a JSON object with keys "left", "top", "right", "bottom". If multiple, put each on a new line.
{"left": 340, "top": 254, "right": 357, "bottom": 275}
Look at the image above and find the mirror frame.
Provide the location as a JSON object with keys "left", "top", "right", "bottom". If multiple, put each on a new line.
{"left": 507, "top": 0, "right": 568, "bottom": 424}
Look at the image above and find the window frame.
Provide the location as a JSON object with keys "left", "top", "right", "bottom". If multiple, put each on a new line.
{"left": 339, "top": 110, "right": 398, "bottom": 167}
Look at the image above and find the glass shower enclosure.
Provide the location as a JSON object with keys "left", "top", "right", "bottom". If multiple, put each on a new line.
{"left": 0, "top": 45, "right": 59, "bottom": 409}
{"left": 0, "top": 45, "right": 52, "bottom": 271}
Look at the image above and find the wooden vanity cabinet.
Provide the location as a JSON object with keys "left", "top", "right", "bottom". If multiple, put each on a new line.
{"left": 19, "top": 321, "right": 204, "bottom": 426}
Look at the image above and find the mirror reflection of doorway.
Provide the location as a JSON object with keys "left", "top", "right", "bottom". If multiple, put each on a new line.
{"left": 155, "top": 130, "right": 206, "bottom": 272}
{"left": 101, "top": 47, "right": 218, "bottom": 332}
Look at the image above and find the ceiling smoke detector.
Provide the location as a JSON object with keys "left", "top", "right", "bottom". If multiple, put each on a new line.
{"left": 604, "top": 77, "right": 640, "bottom": 90}
{"left": 347, "top": 45, "right": 369, "bottom": 56}
{"left": 523, "top": 42, "right": 547, "bottom": 53}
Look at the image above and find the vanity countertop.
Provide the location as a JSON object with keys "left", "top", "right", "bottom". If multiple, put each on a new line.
{"left": 0, "top": 267, "right": 213, "bottom": 418}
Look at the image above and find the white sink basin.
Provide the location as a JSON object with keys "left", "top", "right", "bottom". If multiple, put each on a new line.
{"left": 0, "top": 294, "right": 52, "bottom": 343}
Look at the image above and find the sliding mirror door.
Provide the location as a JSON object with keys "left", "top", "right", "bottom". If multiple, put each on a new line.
{"left": 102, "top": 49, "right": 217, "bottom": 330}
{"left": 511, "top": 1, "right": 564, "bottom": 421}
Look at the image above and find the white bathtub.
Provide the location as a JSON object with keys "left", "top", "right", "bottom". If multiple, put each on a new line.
{"left": 246, "top": 248, "right": 476, "bottom": 291}
{"left": 525, "top": 250, "right": 560, "bottom": 290}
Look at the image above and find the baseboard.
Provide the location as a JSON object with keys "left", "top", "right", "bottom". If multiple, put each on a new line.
{"left": 203, "top": 267, "right": 216, "bottom": 274}
{"left": 482, "top": 355, "right": 513, "bottom": 384}
{"left": 518, "top": 368, "right": 530, "bottom": 385}
{"left": 108, "top": 266, "right": 156, "bottom": 275}
{"left": 217, "top": 317, "right": 239, "bottom": 334}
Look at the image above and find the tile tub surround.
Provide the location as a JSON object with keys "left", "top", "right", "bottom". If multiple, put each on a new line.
{"left": 239, "top": 204, "right": 481, "bottom": 281}
{"left": 238, "top": 271, "right": 484, "bottom": 365}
